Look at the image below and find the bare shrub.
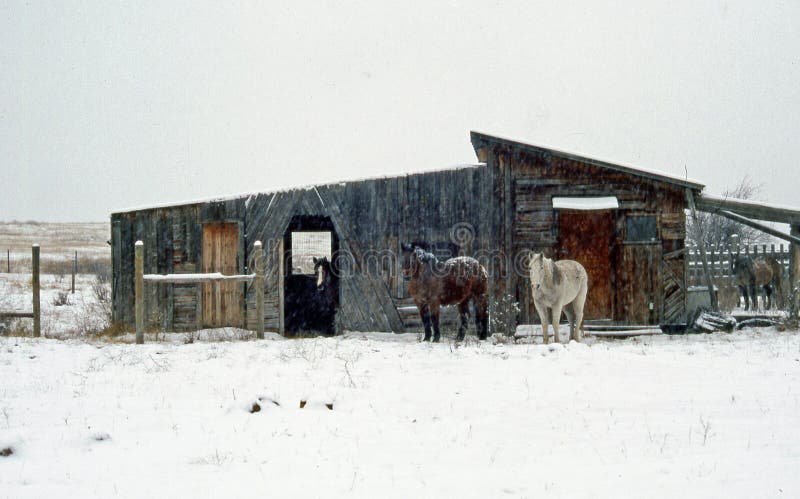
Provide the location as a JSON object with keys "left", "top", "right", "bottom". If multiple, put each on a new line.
{"left": 686, "top": 176, "right": 771, "bottom": 248}
{"left": 489, "top": 294, "right": 520, "bottom": 337}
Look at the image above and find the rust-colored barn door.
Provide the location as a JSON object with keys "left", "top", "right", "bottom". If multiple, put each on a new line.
{"left": 557, "top": 211, "right": 614, "bottom": 320}
{"left": 201, "top": 222, "right": 242, "bottom": 327}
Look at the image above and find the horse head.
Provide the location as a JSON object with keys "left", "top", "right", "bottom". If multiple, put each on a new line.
{"left": 731, "top": 254, "right": 754, "bottom": 279}
{"left": 529, "top": 252, "right": 550, "bottom": 290}
{"left": 313, "top": 256, "right": 331, "bottom": 291}
{"left": 401, "top": 245, "right": 432, "bottom": 279}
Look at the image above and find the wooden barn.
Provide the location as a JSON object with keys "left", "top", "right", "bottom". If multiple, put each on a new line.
{"left": 111, "top": 131, "right": 703, "bottom": 334}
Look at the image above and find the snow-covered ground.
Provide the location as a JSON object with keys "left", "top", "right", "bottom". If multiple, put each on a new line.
{"left": 0, "top": 272, "right": 110, "bottom": 337}
{"left": 2, "top": 222, "right": 798, "bottom": 497}
{"left": 1, "top": 329, "right": 798, "bottom": 498}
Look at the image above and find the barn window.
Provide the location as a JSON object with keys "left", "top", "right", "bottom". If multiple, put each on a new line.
{"left": 625, "top": 215, "right": 658, "bottom": 243}
{"left": 290, "top": 231, "right": 332, "bottom": 274}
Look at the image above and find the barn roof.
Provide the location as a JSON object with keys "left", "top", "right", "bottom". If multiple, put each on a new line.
{"left": 470, "top": 131, "right": 705, "bottom": 191}
{"left": 111, "top": 163, "right": 485, "bottom": 215}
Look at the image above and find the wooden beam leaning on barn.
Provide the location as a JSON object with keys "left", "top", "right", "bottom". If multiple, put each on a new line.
{"left": 712, "top": 210, "right": 800, "bottom": 246}
{"left": 686, "top": 189, "right": 719, "bottom": 312}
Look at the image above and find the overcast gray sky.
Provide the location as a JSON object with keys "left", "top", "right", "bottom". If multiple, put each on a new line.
{"left": 2, "top": 1, "right": 798, "bottom": 222}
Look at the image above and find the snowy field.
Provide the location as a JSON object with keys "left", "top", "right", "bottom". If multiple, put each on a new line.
{"left": 1, "top": 329, "right": 799, "bottom": 498}
{"left": 0, "top": 221, "right": 109, "bottom": 261}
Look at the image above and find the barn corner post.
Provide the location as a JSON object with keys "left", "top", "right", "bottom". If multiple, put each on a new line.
{"left": 134, "top": 240, "right": 144, "bottom": 344}
{"left": 32, "top": 244, "right": 40, "bottom": 337}
{"left": 254, "top": 240, "right": 265, "bottom": 340}
{"left": 791, "top": 223, "right": 800, "bottom": 319}
{"left": 685, "top": 188, "right": 719, "bottom": 312}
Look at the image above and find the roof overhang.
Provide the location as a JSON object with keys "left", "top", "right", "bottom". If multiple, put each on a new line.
{"left": 470, "top": 131, "right": 705, "bottom": 191}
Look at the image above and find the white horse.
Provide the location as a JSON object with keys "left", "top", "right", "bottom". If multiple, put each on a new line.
{"left": 529, "top": 253, "right": 588, "bottom": 344}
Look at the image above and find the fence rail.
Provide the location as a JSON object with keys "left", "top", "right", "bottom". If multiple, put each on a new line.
{"left": 134, "top": 240, "right": 265, "bottom": 344}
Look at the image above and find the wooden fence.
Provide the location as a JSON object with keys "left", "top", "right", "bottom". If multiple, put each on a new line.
{"left": 134, "top": 240, "right": 265, "bottom": 344}
{"left": 687, "top": 243, "right": 792, "bottom": 286}
{"left": 0, "top": 245, "right": 41, "bottom": 336}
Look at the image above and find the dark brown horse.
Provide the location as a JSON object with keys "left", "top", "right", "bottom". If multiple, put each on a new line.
{"left": 732, "top": 254, "right": 784, "bottom": 311}
{"left": 401, "top": 244, "right": 488, "bottom": 342}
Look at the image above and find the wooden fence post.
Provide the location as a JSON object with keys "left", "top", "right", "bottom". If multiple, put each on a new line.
{"left": 71, "top": 250, "right": 76, "bottom": 294}
{"left": 135, "top": 241, "right": 144, "bottom": 344}
{"left": 32, "top": 244, "right": 40, "bottom": 337}
{"left": 254, "top": 241, "right": 264, "bottom": 340}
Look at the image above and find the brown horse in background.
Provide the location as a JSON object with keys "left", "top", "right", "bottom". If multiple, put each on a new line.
{"left": 401, "top": 244, "right": 488, "bottom": 342}
{"left": 732, "top": 254, "right": 784, "bottom": 311}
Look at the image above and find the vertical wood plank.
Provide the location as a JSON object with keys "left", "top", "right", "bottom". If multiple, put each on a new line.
{"left": 254, "top": 240, "right": 264, "bottom": 339}
{"left": 790, "top": 224, "right": 800, "bottom": 319}
{"left": 278, "top": 237, "right": 285, "bottom": 336}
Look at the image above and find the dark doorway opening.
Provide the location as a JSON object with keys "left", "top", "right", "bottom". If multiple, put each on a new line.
{"left": 283, "top": 216, "right": 340, "bottom": 335}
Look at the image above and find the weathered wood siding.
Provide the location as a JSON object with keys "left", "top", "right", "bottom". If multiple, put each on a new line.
{"left": 114, "top": 167, "right": 496, "bottom": 333}
{"left": 112, "top": 133, "right": 691, "bottom": 332}
{"left": 472, "top": 136, "right": 688, "bottom": 326}
{"left": 112, "top": 199, "right": 246, "bottom": 330}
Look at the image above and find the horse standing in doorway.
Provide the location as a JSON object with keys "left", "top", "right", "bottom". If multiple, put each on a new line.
{"left": 529, "top": 252, "right": 588, "bottom": 344}
{"left": 312, "top": 256, "right": 339, "bottom": 334}
{"left": 401, "top": 245, "right": 488, "bottom": 342}
{"left": 731, "top": 254, "right": 783, "bottom": 311}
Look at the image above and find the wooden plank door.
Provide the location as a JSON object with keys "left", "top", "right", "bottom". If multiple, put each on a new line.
{"left": 557, "top": 211, "right": 615, "bottom": 320}
{"left": 202, "top": 222, "right": 242, "bottom": 327}
{"left": 617, "top": 245, "right": 661, "bottom": 324}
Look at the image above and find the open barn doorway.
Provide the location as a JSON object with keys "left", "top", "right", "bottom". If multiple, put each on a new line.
{"left": 283, "top": 216, "right": 340, "bottom": 335}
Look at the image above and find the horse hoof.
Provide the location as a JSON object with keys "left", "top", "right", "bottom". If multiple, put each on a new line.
{"left": 433, "top": 337, "right": 441, "bottom": 343}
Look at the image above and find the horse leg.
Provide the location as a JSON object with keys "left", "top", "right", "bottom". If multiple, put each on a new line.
{"left": 456, "top": 300, "right": 469, "bottom": 341}
{"left": 563, "top": 303, "right": 575, "bottom": 341}
{"left": 534, "top": 301, "right": 550, "bottom": 344}
{"left": 749, "top": 283, "right": 759, "bottom": 311}
{"left": 550, "top": 304, "right": 564, "bottom": 344}
{"left": 572, "top": 283, "right": 587, "bottom": 342}
{"left": 420, "top": 304, "right": 432, "bottom": 342}
{"left": 431, "top": 305, "right": 441, "bottom": 343}
{"left": 738, "top": 285, "right": 748, "bottom": 311}
{"left": 763, "top": 285, "right": 772, "bottom": 310}
{"left": 475, "top": 294, "right": 489, "bottom": 340}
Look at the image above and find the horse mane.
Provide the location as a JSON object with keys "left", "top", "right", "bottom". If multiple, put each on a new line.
{"left": 548, "top": 258, "right": 563, "bottom": 286}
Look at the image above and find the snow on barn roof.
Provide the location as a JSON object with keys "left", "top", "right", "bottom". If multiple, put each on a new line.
{"left": 111, "top": 163, "right": 486, "bottom": 215}
{"left": 470, "top": 131, "right": 705, "bottom": 190}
